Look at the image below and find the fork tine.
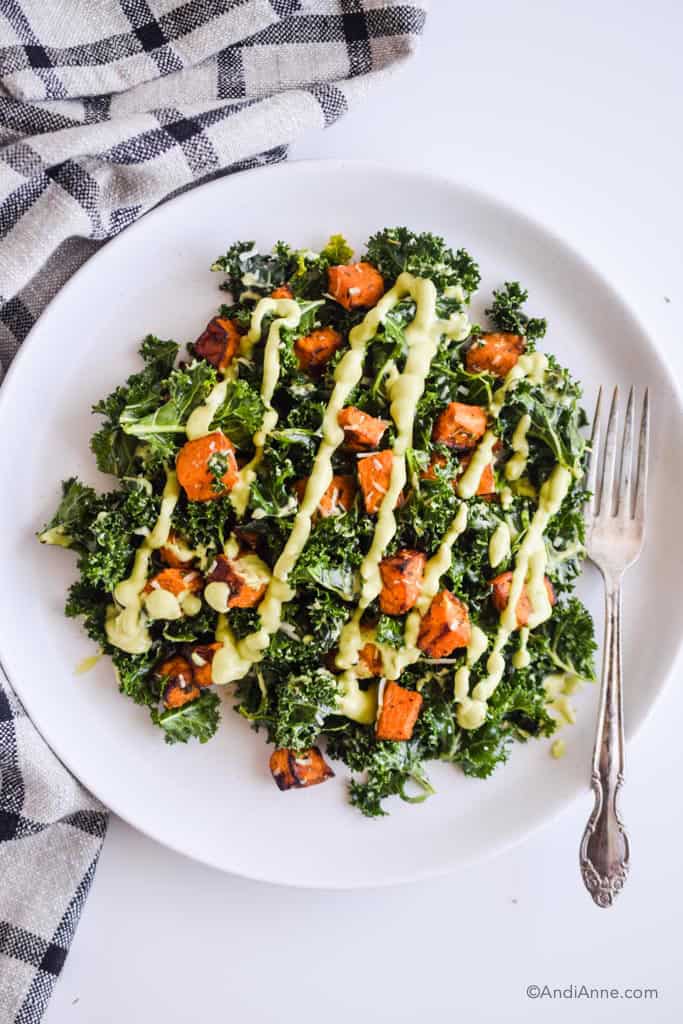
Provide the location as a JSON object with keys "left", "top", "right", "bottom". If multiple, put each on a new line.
{"left": 616, "top": 386, "right": 635, "bottom": 517}
{"left": 634, "top": 388, "right": 650, "bottom": 523}
{"left": 586, "top": 387, "right": 602, "bottom": 516}
{"left": 598, "top": 386, "right": 619, "bottom": 517}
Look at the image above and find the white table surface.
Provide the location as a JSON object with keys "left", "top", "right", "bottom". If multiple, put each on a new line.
{"left": 45, "top": 2, "right": 683, "bottom": 1021}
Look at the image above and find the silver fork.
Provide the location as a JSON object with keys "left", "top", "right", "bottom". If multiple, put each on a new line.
{"left": 579, "top": 386, "right": 649, "bottom": 907}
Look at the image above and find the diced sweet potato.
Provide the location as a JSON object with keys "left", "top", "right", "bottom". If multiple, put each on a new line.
{"left": 159, "top": 530, "right": 195, "bottom": 568}
{"left": 189, "top": 642, "right": 222, "bottom": 687}
{"left": 465, "top": 332, "right": 525, "bottom": 377}
{"left": 294, "top": 327, "right": 343, "bottom": 372}
{"left": 328, "top": 262, "right": 384, "bottom": 310}
{"left": 294, "top": 474, "right": 356, "bottom": 517}
{"left": 269, "top": 747, "right": 335, "bottom": 791}
{"left": 490, "top": 571, "right": 556, "bottom": 627}
{"left": 176, "top": 431, "right": 239, "bottom": 502}
{"left": 194, "top": 317, "right": 242, "bottom": 374}
{"left": 270, "top": 285, "right": 293, "bottom": 299}
{"left": 143, "top": 568, "right": 203, "bottom": 596}
{"left": 206, "top": 554, "right": 267, "bottom": 608}
{"left": 356, "top": 641, "right": 384, "bottom": 679}
{"left": 156, "top": 655, "right": 199, "bottom": 709}
{"left": 417, "top": 590, "right": 471, "bottom": 658}
{"left": 379, "top": 549, "right": 426, "bottom": 615}
{"left": 338, "top": 406, "right": 389, "bottom": 451}
{"left": 375, "top": 681, "right": 423, "bottom": 741}
{"left": 432, "top": 402, "right": 487, "bottom": 449}
{"left": 357, "top": 450, "right": 394, "bottom": 515}
{"left": 163, "top": 680, "right": 201, "bottom": 708}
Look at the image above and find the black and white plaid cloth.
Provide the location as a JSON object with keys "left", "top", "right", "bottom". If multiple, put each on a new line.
{"left": 0, "top": 2, "right": 426, "bottom": 1020}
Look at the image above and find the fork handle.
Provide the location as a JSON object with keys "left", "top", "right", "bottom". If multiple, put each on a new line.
{"left": 579, "top": 578, "right": 630, "bottom": 907}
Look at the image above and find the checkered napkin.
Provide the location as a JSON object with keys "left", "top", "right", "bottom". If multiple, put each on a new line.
{"left": 0, "top": 2, "right": 426, "bottom": 1020}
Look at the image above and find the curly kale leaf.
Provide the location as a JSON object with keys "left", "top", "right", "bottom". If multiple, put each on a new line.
{"left": 91, "top": 336, "right": 178, "bottom": 476}
{"left": 249, "top": 446, "right": 297, "bottom": 519}
{"left": 39, "top": 477, "right": 100, "bottom": 548}
{"left": 291, "top": 509, "right": 370, "bottom": 601}
{"left": 271, "top": 669, "right": 340, "bottom": 750}
{"left": 111, "top": 647, "right": 162, "bottom": 707}
{"left": 531, "top": 598, "right": 596, "bottom": 682}
{"left": 65, "top": 579, "right": 108, "bottom": 646}
{"left": 120, "top": 359, "right": 217, "bottom": 466}
{"left": 327, "top": 723, "right": 434, "bottom": 818}
{"left": 375, "top": 614, "right": 404, "bottom": 649}
{"left": 151, "top": 689, "right": 221, "bottom": 744}
{"left": 499, "top": 356, "right": 587, "bottom": 477}
{"left": 173, "top": 493, "right": 235, "bottom": 553}
{"left": 42, "top": 477, "right": 160, "bottom": 591}
{"left": 365, "top": 227, "right": 480, "bottom": 296}
{"left": 237, "top": 667, "right": 340, "bottom": 750}
{"left": 211, "top": 240, "right": 294, "bottom": 296}
{"left": 485, "top": 281, "right": 547, "bottom": 341}
{"left": 210, "top": 378, "right": 265, "bottom": 449}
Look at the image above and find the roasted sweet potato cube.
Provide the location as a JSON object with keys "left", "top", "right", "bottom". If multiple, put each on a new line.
{"left": 417, "top": 590, "right": 471, "bottom": 658}
{"left": 379, "top": 549, "right": 426, "bottom": 615}
{"left": 294, "top": 474, "right": 356, "bottom": 517}
{"left": 465, "top": 332, "right": 525, "bottom": 377}
{"left": 357, "top": 450, "right": 394, "bottom": 515}
{"left": 194, "top": 317, "right": 242, "bottom": 374}
{"left": 356, "top": 641, "right": 384, "bottom": 679}
{"left": 189, "top": 642, "right": 222, "bottom": 687}
{"left": 376, "top": 681, "right": 423, "bottom": 741}
{"left": 432, "top": 402, "right": 487, "bottom": 449}
{"left": 156, "top": 655, "right": 199, "bottom": 708}
{"left": 270, "top": 285, "right": 293, "bottom": 299}
{"left": 206, "top": 554, "right": 267, "bottom": 608}
{"left": 327, "top": 262, "right": 384, "bottom": 310}
{"left": 269, "top": 747, "right": 335, "bottom": 791}
{"left": 176, "top": 431, "right": 239, "bottom": 502}
{"left": 143, "top": 567, "right": 203, "bottom": 596}
{"left": 490, "top": 571, "right": 556, "bottom": 628}
{"left": 338, "top": 406, "right": 389, "bottom": 451}
{"left": 163, "top": 679, "right": 201, "bottom": 708}
{"left": 294, "top": 327, "right": 343, "bottom": 372}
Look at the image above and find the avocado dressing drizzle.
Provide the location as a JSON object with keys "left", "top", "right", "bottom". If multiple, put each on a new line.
{"left": 454, "top": 464, "right": 571, "bottom": 730}
{"left": 104, "top": 469, "right": 180, "bottom": 654}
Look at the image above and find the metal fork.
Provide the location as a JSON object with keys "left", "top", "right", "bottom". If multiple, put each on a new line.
{"left": 579, "top": 386, "right": 649, "bottom": 907}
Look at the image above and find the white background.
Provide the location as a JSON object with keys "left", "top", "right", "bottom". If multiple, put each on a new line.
{"left": 45, "top": 2, "right": 683, "bottom": 1021}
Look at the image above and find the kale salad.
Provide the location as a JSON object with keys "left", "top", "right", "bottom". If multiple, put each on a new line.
{"left": 40, "top": 228, "right": 595, "bottom": 816}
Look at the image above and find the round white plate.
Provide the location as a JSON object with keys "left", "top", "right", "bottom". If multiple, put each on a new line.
{"left": 1, "top": 161, "right": 681, "bottom": 888}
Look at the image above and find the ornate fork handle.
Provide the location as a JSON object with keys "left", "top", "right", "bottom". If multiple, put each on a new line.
{"left": 579, "top": 578, "right": 630, "bottom": 907}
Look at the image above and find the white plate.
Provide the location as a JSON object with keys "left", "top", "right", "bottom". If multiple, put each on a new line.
{"left": 1, "top": 161, "right": 681, "bottom": 888}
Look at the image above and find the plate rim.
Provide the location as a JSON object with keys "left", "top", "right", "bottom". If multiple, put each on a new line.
{"left": 1, "top": 157, "right": 681, "bottom": 888}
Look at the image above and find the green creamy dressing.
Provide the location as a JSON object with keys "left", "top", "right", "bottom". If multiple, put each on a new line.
{"left": 505, "top": 413, "right": 531, "bottom": 481}
{"left": 489, "top": 352, "right": 548, "bottom": 418}
{"left": 453, "top": 625, "right": 489, "bottom": 729}
{"left": 454, "top": 464, "right": 571, "bottom": 727}
{"left": 457, "top": 429, "right": 498, "bottom": 499}
{"left": 75, "top": 651, "right": 103, "bottom": 675}
{"left": 231, "top": 298, "right": 301, "bottom": 514}
{"left": 104, "top": 470, "right": 180, "bottom": 654}
{"left": 488, "top": 521, "right": 511, "bottom": 568}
